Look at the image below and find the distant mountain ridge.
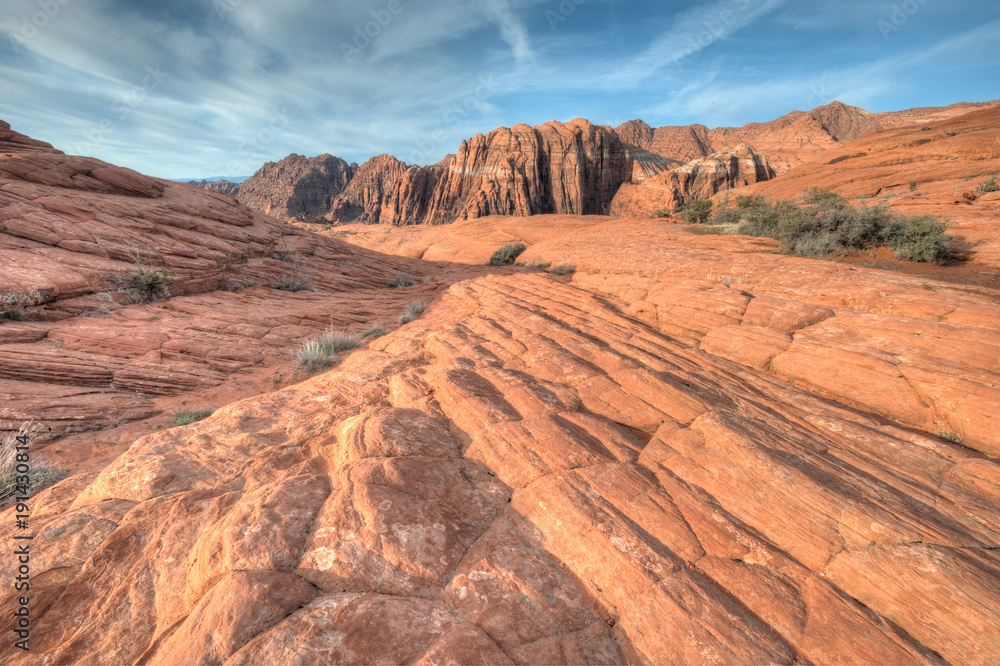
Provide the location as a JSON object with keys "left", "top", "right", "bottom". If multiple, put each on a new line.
{"left": 200, "top": 100, "right": 996, "bottom": 224}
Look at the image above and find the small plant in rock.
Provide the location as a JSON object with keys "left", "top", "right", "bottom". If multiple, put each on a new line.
{"left": 0, "top": 422, "right": 66, "bottom": 506}
{"left": 296, "top": 339, "right": 336, "bottom": 371}
{"left": 977, "top": 177, "right": 999, "bottom": 193}
{"left": 361, "top": 324, "right": 386, "bottom": 339}
{"left": 387, "top": 274, "right": 415, "bottom": 289}
{"left": 115, "top": 241, "right": 176, "bottom": 304}
{"left": 275, "top": 257, "right": 313, "bottom": 292}
{"left": 550, "top": 265, "right": 576, "bottom": 275}
{"left": 680, "top": 199, "right": 713, "bottom": 224}
{"left": 399, "top": 302, "right": 426, "bottom": 325}
{"left": 488, "top": 243, "right": 527, "bottom": 266}
{"left": 651, "top": 209, "right": 671, "bottom": 218}
{"left": 170, "top": 409, "right": 214, "bottom": 427}
{"left": 295, "top": 328, "right": 361, "bottom": 371}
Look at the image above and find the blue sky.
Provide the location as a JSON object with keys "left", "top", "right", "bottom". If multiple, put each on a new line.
{"left": 1, "top": 0, "right": 996, "bottom": 178}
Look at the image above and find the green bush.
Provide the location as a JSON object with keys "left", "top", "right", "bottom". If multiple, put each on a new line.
{"left": 131, "top": 267, "right": 177, "bottom": 303}
{"left": 680, "top": 199, "right": 713, "bottom": 224}
{"left": 977, "top": 177, "right": 999, "bottom": 193}
{"left": 488, "top": 243, "right": 527, "bottom": 266}
{"left": 550, "top": 265, "right": 576, "bottom": 275}
{"left": 170, "top": 409, "right": 214, "bottom": 427}
{"left": 704, "top": 189, "right": 953, "bottom": 263}
{"left": 882, "top": 215, "right": 953, "bottom": 262}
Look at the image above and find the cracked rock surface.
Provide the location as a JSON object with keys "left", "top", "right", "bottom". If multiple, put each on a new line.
{"left": 4, "top": 271, "right": 998, "bottom": 665}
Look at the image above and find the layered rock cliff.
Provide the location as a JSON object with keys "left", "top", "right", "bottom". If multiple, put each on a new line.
{"left": 187, "top": 179, "right": 241, "bottom": 197}
{"left": 610, "top": 144, "right": 775, "bottom": 217}
{"left": 237, "top": 153, "right": 356, "bottom": 218}
{"left": 327, "top": 154, "right": 409, "bottom": 224}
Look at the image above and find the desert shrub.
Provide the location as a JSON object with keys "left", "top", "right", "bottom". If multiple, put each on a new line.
{"left": 651, "top": 209, "right": 671, "bottom": 218}
{"left": 399, "top": 302, "right": 426, "bottom": 325}
{"left": 230, "top": 280, "right": 255, "bottom": 293}
{"left": 882, "top": 215, "right": 953, "bottom": 262}
{"left": 295, "top": 328, "right": 361, "bottom": 371}
{"left": 315, "top": 329, "right": 361, "bottom": 353}
{"left": 130, "top": 267, "right": 177, "bottom": 302}
{"left": 275, "top": 258, "right": 313, "bottom": 292}
{"left": 680, "top": 199, "right": 713, "bottom": 224}
{"left": 551, "top": 265, "right": 576, "bottom": 275}
{"left": 296, "top": 339, "right": 336, "bottom": 371}
{"left": 120, "top": 241, "right": 177, "bottom": 304}
{"left": 488, "top": 243, "right": 527, "bottom": 266}
{"left": 387, "top": 274, "right": 414, "bottom": 289}
{"left": 276, "top": 279, "right": 312, "bottom": 292}
{"left": 977, "top": 177, "right": 999, "bottom": 193}
{"left": 361, "top": 324, "right": 386, "bottom": 339}
{"left": 170, "top": 409, "right": 214, "bottom": 427}
{"left": 705, "top": 189, "right": 953, "bottom": 262}
{"left": 0, "top": 422, "right": 66, "bottom": 506}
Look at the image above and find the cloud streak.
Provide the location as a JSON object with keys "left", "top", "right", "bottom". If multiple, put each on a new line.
{"left": 0, "top": 0, "right": 994, "bottom": 178}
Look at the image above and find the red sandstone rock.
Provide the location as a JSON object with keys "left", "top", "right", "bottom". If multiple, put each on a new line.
{"left": 237, "top": 153, "right": 356, "bottom": 218}
{"left": 1, "top": 117, "right": 999, "bottom": 666}
{"left": 610, "top": 143, "right": 774, "bottom": 216}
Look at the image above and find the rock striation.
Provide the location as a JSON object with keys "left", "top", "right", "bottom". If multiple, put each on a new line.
{"left": 328, "top": 154, "right": 409, "bottom": 224}
{"left": 610, "top": 143, "right": 775, "bottom": 217}
{"left": 3, "top": 264, "right": 998, "bottom": 664}
{"left": 2, "top": 115, "right": 999, "bottom": 666}
{"left": 0, "top": 120, "right": 440, "bottom": 441}
{"left": 240, "top": 119, "right": 662, "bottom": 226}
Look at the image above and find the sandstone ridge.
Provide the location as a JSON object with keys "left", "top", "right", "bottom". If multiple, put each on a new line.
{"left": 2, "top": 119, "right": 999, "bottom": 666}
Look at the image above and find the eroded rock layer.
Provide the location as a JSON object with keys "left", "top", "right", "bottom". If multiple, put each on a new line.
{"left": 610, "top": 143, "right": 775, "bottom": 216}
{"left": 3, "top": 271, "right": 998, "bottom": 665}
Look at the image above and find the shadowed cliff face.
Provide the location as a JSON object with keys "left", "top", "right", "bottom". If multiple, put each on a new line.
{"left": 230, "top": 118, "right": 655, "bottom": 226}
{"left": 237, "top": 153, "right": 357, "bottom": 218}
{"left": 220, "top": 101, "right": 994, "bottom": 228}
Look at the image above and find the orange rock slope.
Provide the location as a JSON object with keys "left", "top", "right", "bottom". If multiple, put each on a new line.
{"left": 1, "top": 122, "right": 999, "bottom": 665}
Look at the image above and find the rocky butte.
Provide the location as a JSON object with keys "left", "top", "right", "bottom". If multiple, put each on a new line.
{"left": 207, "top": 100, "right": 995, "bottom": 227}
{"left": 0, "top": 104, "right": 998, "bottom": 666}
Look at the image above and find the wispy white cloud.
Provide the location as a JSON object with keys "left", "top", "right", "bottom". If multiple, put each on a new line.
{"left": 0, "top": 0, "right": 993, "bottom": 177}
